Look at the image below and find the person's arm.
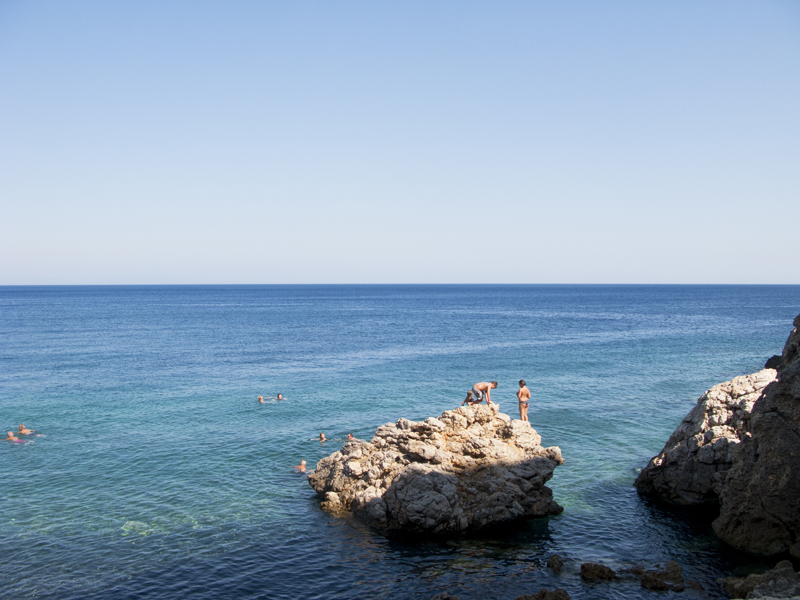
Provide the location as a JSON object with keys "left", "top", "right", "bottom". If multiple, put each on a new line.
{"left": 486, "top": 388, "right": 492, "bottom": 404}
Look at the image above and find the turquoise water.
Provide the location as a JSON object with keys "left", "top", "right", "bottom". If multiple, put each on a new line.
{"left": 1, "top": 285, "right": 798, "bottom": 599}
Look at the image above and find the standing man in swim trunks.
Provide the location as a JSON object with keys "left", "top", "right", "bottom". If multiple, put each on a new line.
{"left": 517, "top": 379, "right": 531, "bottom": 421}
{"left": 470, "top": 381, "right": 498, "bottom": 405}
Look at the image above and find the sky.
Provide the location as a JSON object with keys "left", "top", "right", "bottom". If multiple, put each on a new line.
{"left": 1, "top": 1, "right": 798, "bottom": 284}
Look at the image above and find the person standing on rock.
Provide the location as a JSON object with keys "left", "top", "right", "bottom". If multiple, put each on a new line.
{"left": 470, "top": 381, "right": 497, "bottom": 405}
{"left": 517, "top": 380, "right": 531, "bottom": 421}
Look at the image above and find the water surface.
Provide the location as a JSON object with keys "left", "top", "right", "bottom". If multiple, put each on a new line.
{"left": 2, "top": 285, "right": 798, "bottom": 599}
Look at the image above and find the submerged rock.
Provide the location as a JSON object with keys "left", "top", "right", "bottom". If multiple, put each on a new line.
{"left": 308, "top": 403, "right": 564, "bottom": 534}
{"left": 514, "top": 589, "right": 571, "bottom": 600}
{"left": 636, "top": 313, "right": 800, "bottom": 558}
{"left": 580, "top": 563, "right": 616, "bottom": 581}
{"left": 640, "top": 560, "right": 683, "bottom": 591}
{"left": 547, "top": 554, "right": 565, "bottom": 574}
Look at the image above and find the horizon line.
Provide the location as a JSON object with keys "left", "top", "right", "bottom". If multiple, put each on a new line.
{"left": 2, "top": 282, "right": 799, "bottom": 287}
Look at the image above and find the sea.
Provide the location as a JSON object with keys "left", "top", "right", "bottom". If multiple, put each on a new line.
{"left": 1, "top": 285, "right": 799, "bottom": 600}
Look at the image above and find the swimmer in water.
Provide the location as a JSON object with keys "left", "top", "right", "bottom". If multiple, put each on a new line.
{"left": 319, "top": 433, "right": 326, "bottom": 442}
{"left": 258, "top": 396, "right": 265, "bottom": 403}
{"left": 276, "top": 393, "right": 284, "bottom": 400}
{"left": 292, "top": 460, "right": 307, "bottom": 473}
{"left": 5, "top": 432, "right": 24, "bottom": 443}
{"left": 18, "top": 424, "right": 35, "bottom": 435}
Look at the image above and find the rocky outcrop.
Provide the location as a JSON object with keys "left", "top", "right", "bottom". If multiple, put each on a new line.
{"left": 308, "top": 404, "right": 564, "bottom": 534}
{"left": 719, "top": 560, "right": 800, "bottom": 599}
{"left": 713, "top": 315, "right": 800, "bottom": 557}
{"left": 634, "top": 369, "right": 777, "bottom": 504}
{"left": 637, "top": 313, "right": 800, "bottom": 558}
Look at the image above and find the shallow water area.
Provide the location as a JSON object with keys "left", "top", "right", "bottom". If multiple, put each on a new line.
{"left": 1, "top": 285, "right": 798, "bottom": 599}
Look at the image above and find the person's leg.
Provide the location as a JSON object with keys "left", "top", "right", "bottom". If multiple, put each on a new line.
{"left": 518, "top": 402, "right": 524, "bottom": 420}
{"left": 522, "top": 403, "right": 529, "bottom": 421}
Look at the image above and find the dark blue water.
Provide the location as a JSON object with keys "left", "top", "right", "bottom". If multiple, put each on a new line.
{"left": 2, "top": 285, "right": 798, "bottom": 600}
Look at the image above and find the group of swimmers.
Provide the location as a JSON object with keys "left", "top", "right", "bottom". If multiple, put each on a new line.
{"left": 293, "top": 433, "right": 362, "bottom": 473}
{"left": 258, "top": 393, "right": 284, "bottom": 403}
{"left": 5, "top": 424, "right": 35, "bottom": 443}
{"left": 462, "top": 380, "right": 532, "bottom": 422}
{"left": 316, "top": 432, "right": 360, "bottom": 443}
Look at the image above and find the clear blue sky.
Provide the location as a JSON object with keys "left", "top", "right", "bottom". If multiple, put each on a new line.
{"left": 1, "top": 1, "right": 798, "bottom": 284}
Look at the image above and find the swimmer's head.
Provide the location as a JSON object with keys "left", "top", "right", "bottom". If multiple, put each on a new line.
{"left": 347, "top": 433, "right": 354, "bottom": 441}
{"left": 6, "top": 432, "right": 14, "bottom": 439}
{"left": 300, "top": 460, "right": 306, "bottom": 466}
{"left": 491, "top": 381, "right": 498, "bottom": 388}
{"left": 258, "top": 396, "right": 264, "bottom": 403}
{"left": 277, "top": 393, "right": 283, "bottom": 399}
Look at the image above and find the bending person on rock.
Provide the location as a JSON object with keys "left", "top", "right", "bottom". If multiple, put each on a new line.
{"left": 469, "top": 381, "right": 497, "bottom": 405}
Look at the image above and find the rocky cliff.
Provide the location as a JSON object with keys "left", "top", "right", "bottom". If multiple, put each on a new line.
{"left": 633, "top": 369, "right": 777, "bottom": 504}
{"left": 636, "top": 313, "right": 800, "bottom": 558}
{"left": 713, "top": 315, "right": 800, "bottom": 557}
{"left": 308, "top": 404, "right": 564, "bottom": 534}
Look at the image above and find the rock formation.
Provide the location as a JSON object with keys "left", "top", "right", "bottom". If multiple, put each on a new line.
{"left": 580, "top": 563, "right": 617, "bottom": 581}
{"left": 547, "top": 554, "right": 564, "bottom": 574}
{"left": 633, "top": 369, "right": 777, "bottom": 504}
{"left": 713, "top": 315, "right": 800, "bottom": 557}
{"left": 719, "top": 560, "right": 800, "bottom": 599}
{"left": 308, "top": 403, "right": 564, "bottom": 534}
{"left": 640, "top": 561, "right": 683, "bottom": 592}
{"left": 636, "top": 313, "right": 800, "bottom": 558}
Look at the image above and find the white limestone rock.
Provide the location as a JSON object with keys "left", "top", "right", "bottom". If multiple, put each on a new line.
{"left": 634, "top": 368, "right": 776, "bottom": 504}
{"left": 308, "top": 403, "right": 564, "bottom": 534}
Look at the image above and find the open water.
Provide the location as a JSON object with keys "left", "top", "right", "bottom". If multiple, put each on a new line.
{"left": 1, "top": 285, "right": 799, "bottom": 600}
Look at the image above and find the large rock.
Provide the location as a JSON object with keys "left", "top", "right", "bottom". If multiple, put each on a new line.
{"left": 637, "top": 313, "right": 800, "bottom": 558}
{"left": 308, "top": 403, "right": 564, "bottom": 534}
{"left": 634, "top": 369, "right": 777, "bottom": 504}
{"left": 713, "top": 315, "right": 800, "bottom": 557}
